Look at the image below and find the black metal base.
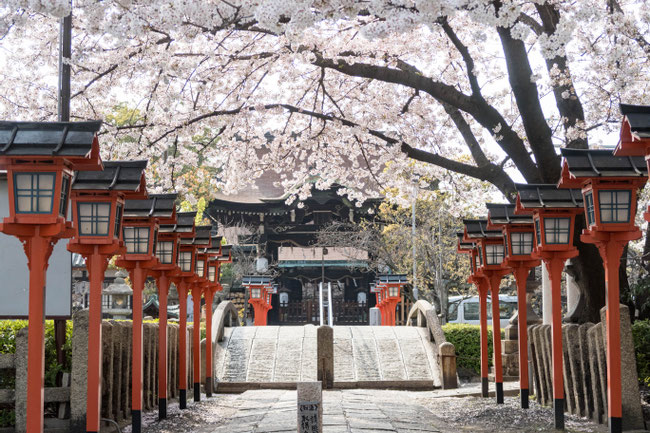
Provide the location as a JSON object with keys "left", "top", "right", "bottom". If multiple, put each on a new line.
{"left": 554, "top": 398, "right": 564, "bottom": 430}
{"left": 521, "top": 388, "right": 529, "bottom": 409}
{"left": 159, "top": 397, "right": 167, "bottom": 419}
{"left": 132, "top": 409, "right": 141, "bottom": 433}
{"left": 194, "top": 382, "right": 201, "bottom": 402}
{"left": 496, "top": 382, "right": 504, "bottom": 404}
{"left": 179, "top": 389, "right": 187, "bottom": 409}
{"left": 609, "top": 417, "right": 622, "bottom": 433}
{"left": 481, "top": 377, "right": 488, "bottom": 398}
{"left": 205, "top": 377, "right": 213, "bottom": 397}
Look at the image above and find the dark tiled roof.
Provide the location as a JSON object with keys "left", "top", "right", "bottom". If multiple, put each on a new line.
{"left": 457, "top": 232, "right": 475, "bottom": 249}
{"left": 515, "top": 184, "right": 583, "bottom": 208}
{"left": 124, "top": 193, "right": 177, "bottom": 218}
{"left": 205, "top": 235, "right": 224, "bottom": 253}
{"left": 377, "top": 274, "right": 408, "bottom": 284}
{"left": 181, "top": 225, "right": 212, "bottom": 245}
{"left": 463, "top": 219, "right": 502, "bottom": 238}
{"left": 72, "top": 160, "right": 147, "bottom": 191}
{"left": 486, "top": 203, "right": 533, "bottom": 224}
{"left": 0, "top": 121, "right": 101, "bottom": 156}
{"left": 242, "top": 275, "right": 272, "bottom": 285}
{"left": 561, "top": 148, "right": 646, "bottom": 178}
{"left": 620, "top": 104, "right": 650, "bottom": 138}
{"left": 160, "top": 211, "right": 196, "bottom": 233}
{"left": 218, "top": 244, "right": 233, "bottom": 260}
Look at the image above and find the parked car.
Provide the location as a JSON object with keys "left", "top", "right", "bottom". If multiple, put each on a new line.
{"left": 446, "top": 295, "right": 518, "bottom": 329}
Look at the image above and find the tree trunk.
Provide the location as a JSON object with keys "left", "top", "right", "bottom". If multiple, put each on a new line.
{"left": 569, "top": 218, "right": 606, "bottom": 323}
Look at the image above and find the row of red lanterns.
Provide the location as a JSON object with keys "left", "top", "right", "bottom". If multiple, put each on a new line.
{"left": 457, "top": 104, "right": 650, "bottom": 433}
{"left": 242, "top": 275, "right": 276, "bottom": 326}
{"left": 0, "top": 121, "right": 231, "bottom": 433}
{"left": 370, "top": 274, "right": 407, "bottom": 326}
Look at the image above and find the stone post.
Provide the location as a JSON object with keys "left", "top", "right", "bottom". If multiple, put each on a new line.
{"left": 317, "top": 326, "right": 334, "bottom": 389}
{"left": 541, "top": 265, "right": 551, "bottom": 325}
{"left": 70, "top": 309, "right": 89, "bottom": 433}
{"left": 14, "top": 328, "right": 28, "bottom": 433}
{"left": 369, "top": 307, "right": 381, "bottom": 326}
{"left": 439, "top": 342, "right": 458, "bottom": 389}
{"left": 297, "top": 382, "right": 322, "bottom": 433}
{"left": 566, "top": 263, "right": 580, "bottom": 315}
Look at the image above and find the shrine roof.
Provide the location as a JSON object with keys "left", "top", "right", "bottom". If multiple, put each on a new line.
{"left": 560, "top": 148, "right": 647, "bottom": 178}
{"left": 515, "top": 184, "right": 583, "bottom": 208}
{"left": 72, "top": 160, "right": 147, "bottom": 191}
{"left": 485, "top": 203, "right": 533, "bottom": 224}
{"left": 159, "top": 211, "right": 196, "bottom": 233}
{"left": 463, "top": 219, "right": 502, "bottom": 239}
{"left": 124, "top": 193, "right": 177, "bottom": 218}
{"left": 620, "top": 104, "right": 650, "bottom": 138}
{"left": 0, "top": 120, "right": 101, "bottom": 156}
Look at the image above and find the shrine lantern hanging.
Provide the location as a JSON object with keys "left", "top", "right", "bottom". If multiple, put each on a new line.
{"left": 462, "top": 219, "right": 506, "bottom": 270}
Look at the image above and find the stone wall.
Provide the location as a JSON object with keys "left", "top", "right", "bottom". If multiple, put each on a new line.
{"left": 70, "top": 310, "right": 194, "bottom": 432}
{"left": 528, "top": 305, "right": 645, "bottom": 431}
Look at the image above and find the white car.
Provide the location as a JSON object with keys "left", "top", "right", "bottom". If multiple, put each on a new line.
{"left": 446, "top": 294, "right": 518, "bottom": 329}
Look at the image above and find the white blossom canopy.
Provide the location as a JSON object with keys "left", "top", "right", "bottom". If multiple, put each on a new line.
{"left": 0, "top": 0, "right": 648, "bottom": 212}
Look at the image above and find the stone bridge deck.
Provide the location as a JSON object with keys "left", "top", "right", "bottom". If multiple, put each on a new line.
{"left": 214, "top": 325, "right": 441, "bottom": 390}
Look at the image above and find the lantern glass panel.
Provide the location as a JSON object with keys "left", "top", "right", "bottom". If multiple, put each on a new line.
{"left": 251, "top": 288, "right": 261, "bottom": 299}
{"left": 598, "top": 190, "right": 631, "bottom": 223}
{"left": 77, "top": 202, "right": 111, "bottom": 236}
{"left": 535, "top": 219, "right": 542, "bottom": 245}
{"left": 585, "top": 191, "right": 596, "bottom": 226}
{"left": 474, "top": 254, "right": 480, "bottom": 272}
{"left": 208, "top": 266, "right": 216, "bottom": 282}
{"left": 389, "top": 286, "right": 399, "bottom": 297}
{"left": 196, "top": 259, "right": 205, "bottom": 277}
{"left": 503, "top": 233, "right": 508, "bottom": 257}
{"left": 510, "top": 232, "right": 534, "bottom": 255}
{"left": 14, "top": 172, "right": 56, "bottom": 214}
{"left": 477, "top": 247, "right": 483, "bottom": 265}
{"left": 543, "top": 217, "right": 571, "bottom": 244}
{"left": 156, "top": 241, "right": 174, "bottom": 264}
{"left": 114, "top": 204, "right": 123, "bottom": 239}
{"left": 485, "top": 243, "right": 505, "bottom": 265}
{"left": 178, "top": 251, "right": 193, "bottom": 272}
{"left": 59, "top": 175, "right": 70, "bottom": 218}
{"left": 123, "top": 226, "right": 150, "bottom": 254}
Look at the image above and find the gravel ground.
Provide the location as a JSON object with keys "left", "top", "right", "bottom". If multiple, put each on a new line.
{"left": 118, "top": 388, "right": 615, "bottom": 433}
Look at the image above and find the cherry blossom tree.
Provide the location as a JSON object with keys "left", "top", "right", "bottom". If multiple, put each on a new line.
{"left": 1, "top": 0, "right": 649, "bottom": 320}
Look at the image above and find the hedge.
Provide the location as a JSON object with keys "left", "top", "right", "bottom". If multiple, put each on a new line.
{"left": 632, "top": 319, "right": 650, "bottom": 387}
{"left": 442, "top": 323, "right": 504, "bottom": 376}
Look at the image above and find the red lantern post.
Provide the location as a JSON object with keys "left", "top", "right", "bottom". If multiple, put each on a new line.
{"left": 115, "top": 193, "right": 176, "bottom": 433}
{"left": 0, "top": 121, "right": 103, "bottom": 433}
{"left": 376, "top": 275, "right": 407, "bottom": 326}
{"left": 487, "top": 203, "right": 539, "bottom": 409}
{"left": 68, "top": 160, "right": 147, "bottom": 432}
{"left": 515, "top": 184, "right": 584, "bottom": 429}
{"left": 243, "top": 276, "right": 273, "bottom": 326}
{"left": 463, "top": 219, "right": 508, "bottom": 404}
{"left": 559, "top": 147, "right": 647, "bottom": 433}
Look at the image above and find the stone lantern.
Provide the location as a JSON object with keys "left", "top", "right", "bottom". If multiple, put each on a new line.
{"left": 104, "top": 270, "right": 133, "bottom": 319}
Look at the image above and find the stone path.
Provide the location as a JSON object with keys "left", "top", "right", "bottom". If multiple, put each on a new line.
{"left": 215, "top": 325, "right": 440, "bottom": 386}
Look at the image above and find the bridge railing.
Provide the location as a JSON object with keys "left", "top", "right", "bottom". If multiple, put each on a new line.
{"left": 407, "top": 300, "right": 458, "bottom": 389}
{"left": 201, "top": 301, "right": 240, "bottom": 383}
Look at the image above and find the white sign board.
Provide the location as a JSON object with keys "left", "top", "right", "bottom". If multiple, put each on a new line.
{"left": 0, "top": 176, "right": 72, "bottom": 318}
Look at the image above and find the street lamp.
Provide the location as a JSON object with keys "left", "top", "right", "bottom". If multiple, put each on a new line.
{"left": 514, "top": 183, "right": 584, "bottom": 430}
{"left": 559, "top": 147, "right": 647, "bottom": 433}
{"left": 463, "top": 219, "right": 508, "bottom": 404}
{"left": 0, "top": 120, "right": 103, "bottom": 433}
{"left": 487, "top": 203, "right": 540, "bottom": 409}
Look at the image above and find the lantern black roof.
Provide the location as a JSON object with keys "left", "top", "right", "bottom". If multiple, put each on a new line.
{"left": 124, "top": 193, "right": 177, "bottom": 218}
{"left": 72, "top": 160, "right": 147, "bottom": 191}
{"left": 160, "top": 211, "right": 196, "bottom": 234}
{"left": 456, "top": 232, "right": 475, "bottom": 249}
{"left": 0, "top": 120, "right": 101, "bottom": 156}
{"left": 463, "top": 219, "right": 503, "bottom": 239}
{"left": 218, "top": 244, "right": 233, "bottom": 260}
{"left": 205, "top": 235, "right": 224, "bottom": 253}
{"left": 486, "top": 203, "right": 533, "bottom": 224}
{"left": 377, "top": 274, "right": 408, "bottom": 284}
{"left": 515, "top": 184, "right": 584, "bottom": 208}
{"left": 560, "top": 148, "right": 647, "bottom": 178}
{"left": 620, "top": 104, "right": 650, "bottom": 138}
{"left": 182, "top": 225, "right": 212, "bottom": 246}
{"left": 242, "top": 275, "right": 272, "bottom": 285}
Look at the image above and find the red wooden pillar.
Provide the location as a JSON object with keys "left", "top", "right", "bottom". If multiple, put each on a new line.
{"left": 84, "top": 251, "right": 109, "bottom": 433}
{"left": 177, "top": 280, "right": 188, "bottom": 409}
{"left": 486, "top": 270, "right": 506, "bottom": 404}
{"left": 512, "top": 264, "right": 531, "bottom": 409}
{"left": 204, "top": 289, "right": 215, "bottom": 397}
{"left": 191, "top": 285, "right": 202, "bottom": 402}
{"left": 477, "top": 278, "right": 489, "bottom": 398}
{"left": 24, "top": 233, "right": 55, "bottom": 433}
{"left": 156, "top": 273, "right": 170, "bottom": 419}
{"left": 129, "top": 264, "right": 146, "bottom": 433}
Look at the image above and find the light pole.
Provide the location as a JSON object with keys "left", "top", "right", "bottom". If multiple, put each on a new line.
{"left": 411, "top": 182, "right": 418, "bottom": 300}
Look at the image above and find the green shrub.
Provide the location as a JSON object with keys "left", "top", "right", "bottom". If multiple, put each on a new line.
{"left": 631, "top": 319, "right": 650, "bottom": 387}
{"left": 442, "top": 323, "right": 504, "bottom": 376}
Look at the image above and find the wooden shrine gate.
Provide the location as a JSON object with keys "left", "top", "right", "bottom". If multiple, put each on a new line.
{"left": 277, "top": 300, "right": 369, "bottom": 325}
